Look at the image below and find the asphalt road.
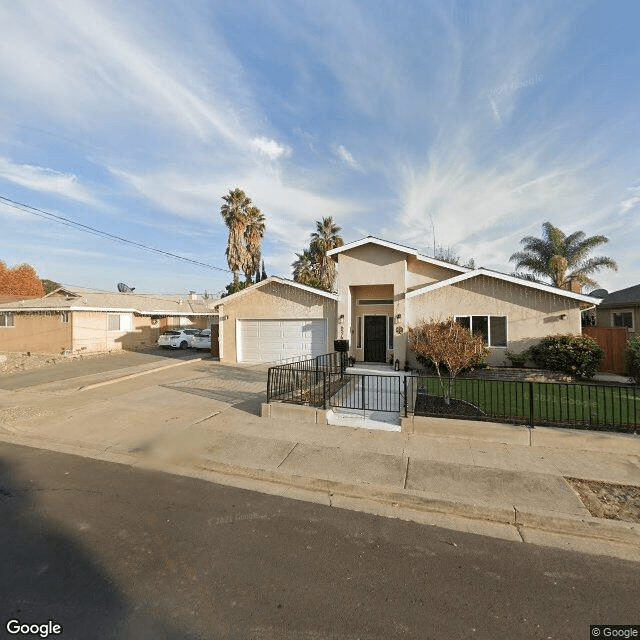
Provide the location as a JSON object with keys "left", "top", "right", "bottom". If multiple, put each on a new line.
{"left": 1, "top": 442, "right": 638, "bottom": 640}
{"left": 0, "top": 349, "right": 205, "bottom": 390}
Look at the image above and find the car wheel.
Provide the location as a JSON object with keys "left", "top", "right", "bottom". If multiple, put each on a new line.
{"left": 179, "top": 341, "right": 188, "bottom": 350}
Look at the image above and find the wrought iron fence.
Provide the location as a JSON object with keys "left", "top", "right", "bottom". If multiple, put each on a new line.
{"left": 266, "top": 352, "right": 348, "bottom": 407}
{"left": 406, "top": 374, "right": 640, "bottom": 433}
{"left": 330, "top": 373, "right": 402, "bottom": 413}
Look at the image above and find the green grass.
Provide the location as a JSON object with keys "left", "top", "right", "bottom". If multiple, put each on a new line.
{"left": 417, "top": 376, "right": 640, "bottom": 428}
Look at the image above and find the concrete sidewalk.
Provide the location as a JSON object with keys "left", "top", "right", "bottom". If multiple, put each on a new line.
{"left": 1, "top": 357, "right": 639, "bottom": 562}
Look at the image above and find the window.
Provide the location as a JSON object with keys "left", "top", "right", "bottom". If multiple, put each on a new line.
{"left": 455, "top": 315, "right": 507, "bottom": 347}
{"left": 0, "top": 312, "right": 15, "bottom": 328}
{"left": 356, "top": 316, "right": 362, "bottom": 348}
{"left": 60, "top": 311, "right": 69, "bottom": 324}
{"left": 357, "top": 299, "right": 393, "bottom": 306}
{"left": 612, "top": 310, "right": 634, "bottom": 330}
{"left": 388, "top": 316, "right": 394, "bottom": 350}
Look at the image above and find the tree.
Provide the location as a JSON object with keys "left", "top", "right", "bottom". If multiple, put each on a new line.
{"left": 509, "top": 222, "right": 618, "bottom": 290}
{"left": 243, "top": 206, "right": 265, "bottom": 284}
{"left": 310, "top": 217, "right": 344, "bottom": 291}
{"left": 0, "top": 260, "right": 45, "bottom": 296}
{"left": 292, "top": 249, "right": 324, "bottom": 289}
{"left": 434, "top": 245, "right": 475, "bottom": 269}
{"left": 41, "top": 279, "right": 61, "bottom": 294}
{"left": 408, "top": 318, "right": 487, "bottom": 405}
{"left": 220, "top": 188, "right": 252, "bottom": 286}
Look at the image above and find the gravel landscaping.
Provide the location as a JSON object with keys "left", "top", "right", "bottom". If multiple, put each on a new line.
{"left": 565, "top": 477, "right": 640, "bottom": 523}
{"left": 0, "top": 350, "right": 131, "bottom": 375}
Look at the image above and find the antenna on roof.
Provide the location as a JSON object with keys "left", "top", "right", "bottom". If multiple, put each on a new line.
{"left": 117, "top": 283, "right": 135, "bottom": 293}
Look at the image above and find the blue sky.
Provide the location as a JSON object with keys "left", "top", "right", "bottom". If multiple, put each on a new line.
{"left": 0, "top": 0, "right": 638, "bottom": 296}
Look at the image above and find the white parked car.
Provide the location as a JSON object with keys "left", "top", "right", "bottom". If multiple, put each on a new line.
{"left": 157, "top": 328, "right": 200, "bottom": 349}
{"left": 191, "top": 329, "right": 212, "bottom": 350}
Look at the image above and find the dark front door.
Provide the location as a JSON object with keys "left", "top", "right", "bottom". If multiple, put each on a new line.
{"left": 364, "top": 316, "right": 387, "bottom": 363}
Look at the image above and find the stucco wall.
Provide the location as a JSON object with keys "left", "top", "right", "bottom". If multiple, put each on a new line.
{"left": 406, "top": 275, "right": 583, "bottom": 366}
{"left": 0, "top": 312, "right": 72, "bottom": 353}
{"left": 405, "top": 255, "right": 461, "bottom": 290}
{"left": 218, "top": 282, "right": 337, "bottom": 363}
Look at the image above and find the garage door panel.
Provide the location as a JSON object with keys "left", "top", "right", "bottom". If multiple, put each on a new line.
{"left": 238, "top": 319, "right": 327, "bottom": 363}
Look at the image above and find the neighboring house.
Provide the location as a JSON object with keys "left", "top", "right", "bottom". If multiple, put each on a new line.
{"left": 215, "top": 237, "right": 601, "bottom": 365}
{"left": 0, "top": 287, "right": 218, "bottom": 354}
{"left": 595, "top": 284, "right": 640, "bottom": 335}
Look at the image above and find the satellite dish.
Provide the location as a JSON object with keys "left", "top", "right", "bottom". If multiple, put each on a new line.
{"left": 590, "top": 289, "right": 608, "bottom": 298}
{"left": 117, "top": 283, "right": 135, "bottom": 293}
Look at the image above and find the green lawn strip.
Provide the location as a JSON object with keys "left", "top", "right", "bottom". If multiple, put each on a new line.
{"left": 417, "top": 376, "right": 640, "bottom": 427}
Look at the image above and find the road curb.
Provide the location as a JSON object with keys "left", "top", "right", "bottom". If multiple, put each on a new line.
{"left": 193, "top": 458, "right": 640, "bottom": 552}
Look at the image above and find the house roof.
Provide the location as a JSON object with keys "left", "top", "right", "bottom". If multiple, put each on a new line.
{"left": 0, "top": 287, "right": 219, "bottom": 316}
{"left": 598, "top": 284, "right": 640, "bottom": 307}
{"left": 406, "top": 268, "right": 603, "bottom": 305}
{"left": 214, "top": 276, "right": 338, "bottom": 307}
{"left": 326, "top": 236, "right": 469, "bottom": 273}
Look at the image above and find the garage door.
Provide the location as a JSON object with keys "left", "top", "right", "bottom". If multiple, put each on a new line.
{"left": 237, "top": 319, "right": 327, "bottom": 363}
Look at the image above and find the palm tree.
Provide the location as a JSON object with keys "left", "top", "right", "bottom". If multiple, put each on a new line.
{"left": 310, "top": 217, "right": 344, "bottom": 291}
{"left": 243, "top": 206, "right": 265, "bottom": 283}
{"left": 220, "top": 188, "right": 252, "bottom": 285}
{"left": 509, "top": 222, "right": 618, "bottom": 290}
{"left": 292, "top": 249, "right": 318, "bottom": 286}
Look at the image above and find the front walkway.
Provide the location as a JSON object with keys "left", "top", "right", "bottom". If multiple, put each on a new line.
{"left": 327, "top": 363, "right": 408, "bottom": 431}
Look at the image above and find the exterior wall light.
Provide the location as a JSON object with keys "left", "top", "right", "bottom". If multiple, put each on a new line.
{"left": 339, "top": 314, "right": 345, "bottom": 323}
{"left": 396, "top": 313, "right": 402, "bottom": 323}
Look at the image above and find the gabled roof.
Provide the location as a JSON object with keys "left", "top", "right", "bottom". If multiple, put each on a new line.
{"left": 599, "top": 284, "right": 640, "bottom": 307}
{"left": 214, "top": 276, "right": 338, "bottom": 307}
{"left": 406, "top": 268, "right": 603, "bottom": 305}
{"left": 0, "top": 287, "right": 219, "bottom": 316}
{"left": 326, "top": 236, "right": 469, "bottom": 273}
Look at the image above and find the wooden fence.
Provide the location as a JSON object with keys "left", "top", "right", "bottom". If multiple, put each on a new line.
{"left": 582, "top": 326, "right": 628, "bottom": 374}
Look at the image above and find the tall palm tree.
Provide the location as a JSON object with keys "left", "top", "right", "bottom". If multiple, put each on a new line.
{"left": 509, "top": 221, "right": 618, "bottom": 290}
{"left": 220, "top": 188, "right": 252, "bottom": 285}
{"left": 243, "top": 206, "right": 266, "bottom": 283}
{"left": 310, "top": 217, "right": 344, "bottom": 291}
{"left": 292, "top": 249, "right": 318, "bottom": 286}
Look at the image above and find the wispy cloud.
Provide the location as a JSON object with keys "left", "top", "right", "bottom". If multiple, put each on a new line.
{"left": 333, "top": 144, "right": 363, "bottom": 171}
{"left": 250, "top": 137, "right": 292, "bottom": 160}
{"left": 0, "top": 156, "right": 101, "bottom": 205}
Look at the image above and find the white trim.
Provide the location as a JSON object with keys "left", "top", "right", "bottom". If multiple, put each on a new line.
{"left": 326, "top": 236, "right": 469, "bottom": 273}
{"left": 0, "top": 305, "right": 216, "bottom": 316}
{"left": 214, "top": 276, "right": 337, "bottom": 308}
{"left": 406, "top": 268, "right": 602, "bottom": 304}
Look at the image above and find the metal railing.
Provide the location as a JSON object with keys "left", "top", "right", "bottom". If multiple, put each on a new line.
{"left": 330, "top": 373, "right": 402, "bottom": 413}
{"left": 266, "top": 352, "right": 348, "bottom": 407}
{"left": 406, "top": 375, "right": 640, "bottom": 433}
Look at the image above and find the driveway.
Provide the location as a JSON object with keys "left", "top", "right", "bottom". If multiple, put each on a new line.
{"left": 0, "top": 348, "right": 205, "bottom": 391}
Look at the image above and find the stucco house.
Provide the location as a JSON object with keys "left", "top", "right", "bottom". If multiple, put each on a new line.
{"left": 215, "top": 237, "right": 601, "bottom": 365}
{"left": 595, "top": 284, "right": 640, "bottom": 335}
{"left": 0, "top": 287, "right": 218, "bottom": 354}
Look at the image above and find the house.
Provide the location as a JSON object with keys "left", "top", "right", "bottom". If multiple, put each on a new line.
{"left": 215, "top": 237, "right": 601, "bottom": 366}
{"left": 595, "top": 284, "right": 640, "bottom": 335}
{"left": 0, "top": 287, "right": 218, "bottom": 354}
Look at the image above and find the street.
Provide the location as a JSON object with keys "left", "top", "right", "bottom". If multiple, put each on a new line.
{"left": 1, "top": 442, "right": 638, "bottom": 640}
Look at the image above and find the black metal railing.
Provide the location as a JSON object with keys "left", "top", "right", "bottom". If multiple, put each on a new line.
{"left": 266, "top": 352, "right": 348, "bottom": 407}
{"left": 406, "top": 375, "right": 640, "bottom": 433}
{"left": 330, "top": 373, "right": 402, "bottom": 413}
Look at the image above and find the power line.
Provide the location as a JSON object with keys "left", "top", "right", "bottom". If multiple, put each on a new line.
{"left": 0, "top": 195, "right": 232, "bottom": 274}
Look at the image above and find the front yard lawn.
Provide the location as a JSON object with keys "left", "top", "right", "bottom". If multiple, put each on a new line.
{"left": 416, "top": 376, "right": 640, "bottom": 430}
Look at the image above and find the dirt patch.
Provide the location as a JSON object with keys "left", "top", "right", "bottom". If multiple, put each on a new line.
{"left": 565, "top": 477, "right": 640, "bottom": 523}
{"left": 414, "top": 392, "right": 486, "bottom": 418}
{"left": 0, "top": 350, "right": 131, "bottom": 375}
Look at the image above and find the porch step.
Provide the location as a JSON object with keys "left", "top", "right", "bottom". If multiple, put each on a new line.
{"left": 326, "top": 409, "right": 402, "bottom": 432}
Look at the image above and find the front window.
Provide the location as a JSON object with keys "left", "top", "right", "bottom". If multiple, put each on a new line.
{"left": 60, "top": 311, "right": 69, "bottom": 324}
{"left": 0, "top": 312, "right": 15, "bottom": 328}
{"left": 356, "top": 316, "right": 362, "bottom": 348}
{"left": 455, "top": 315, "right": 507, "bottom": 347}
{"left": 612, "top": 310, "right": 634, "bottom": 330}
{"left": 388, "top": 316, "right": 394, "bottom": 350}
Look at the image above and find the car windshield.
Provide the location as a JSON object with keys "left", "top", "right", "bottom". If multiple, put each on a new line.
{"left": 162, "top": 331, "right": 180, "bottom": 336}
{"left": 196, "top": 331, "right": 210, "bottom": 337}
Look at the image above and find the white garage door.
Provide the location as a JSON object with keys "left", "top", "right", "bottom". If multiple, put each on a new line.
{"left": 237, "top": 319, "right": 327, "bottom": 363}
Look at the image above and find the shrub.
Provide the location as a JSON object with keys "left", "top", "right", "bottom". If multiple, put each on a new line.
{"left": 529, "top": 334, "right": 603, "bottom": 379}
{"left": 625, "top": 335, "right": 640, "bottom": 386}
{"left": 505, "top": 349, "right": 530, "bottom": 367}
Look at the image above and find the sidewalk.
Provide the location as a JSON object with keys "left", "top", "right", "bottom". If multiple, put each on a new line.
{"left": 1, "top": 357, "right": 639, "bottom": 562}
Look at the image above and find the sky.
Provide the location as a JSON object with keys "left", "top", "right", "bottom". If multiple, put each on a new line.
{"left": 0, "top": 0, "right": 639, "bottom": 297}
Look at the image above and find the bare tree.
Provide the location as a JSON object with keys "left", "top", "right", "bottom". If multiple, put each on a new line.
{"left": 408, "top": 318, "right": 487, "bottom": 405}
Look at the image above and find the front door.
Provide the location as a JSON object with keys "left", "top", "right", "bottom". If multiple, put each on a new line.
{"left": 364, "top": 316, "right": 387, "bottom": 363}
